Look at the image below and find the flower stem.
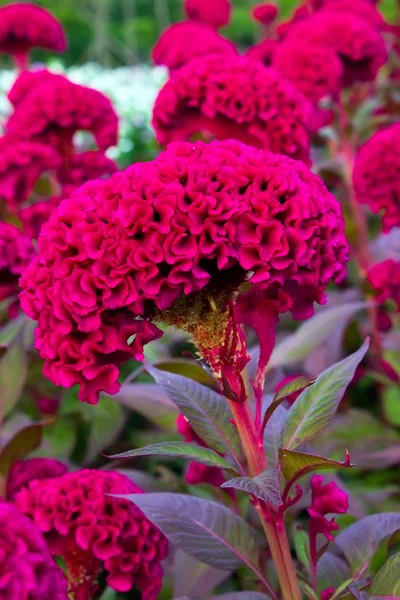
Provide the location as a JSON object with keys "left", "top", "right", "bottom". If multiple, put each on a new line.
{"left": 228, "top": 399, "right": 302, "bottom": 600}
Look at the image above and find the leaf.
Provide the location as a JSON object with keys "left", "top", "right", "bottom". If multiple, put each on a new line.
{"left": 110, "top": 468, "right": 172, "bottom": 492}
{"left": 0, "top": 334, "right": 27, "bottom": 422}
{"left": 112, "top": 383, "right": 178, "bottom": 429}
{"left": 82, "top": 396, "right": 125, "bottom": 463}
{"left": 383, "top": 386, "right": 400, "bottom": 427}
{"left": 0, "top": 421, "right": 48, "bottom": 477}
{"left": 123, "top": 493, "right": 261, "bottom": 573}
{"left": 0, "top": 315, "right": 24, "bottom": 347}
{"left": 279, "top": 449, "right": 352, "bottom": 484}
{"left": 155, "top": 359, "right": 217, "bottom": 388}
{"left": 261, "top": 376, "right": 315, "bottom": 431}
{"left": 173, "top": 550, "right": 230, "bottom": 599}
{"left": 294, "top": 527, "right": 311, "bottom": 573}
{"left": 335, "top": 513, "right": 400, "bottom": 576}
{"left": 269, "top": 302, "right": 368, "bottom": 367}
{"left": 282, "top": 340, "right": 369, "bottom": 450}
{"left": 212, "top": 594, "right": 272, "bottom": 599}
{"left": 263, "top": 398, "right": 288, "bottom": 468}
{"left": 108, "top": 441, "right": 238, "bottom": 474}
{"left": 147, "top": 366, "right": 242, "bottom": 463}
{"left": 317, "top": 552, "right": 350, "bottom": 593}
{"left": 221, "top": 468, "right": 282, "bottom": 505}
{"left": 370, "top": 553, "right": 400, "bottom": 596}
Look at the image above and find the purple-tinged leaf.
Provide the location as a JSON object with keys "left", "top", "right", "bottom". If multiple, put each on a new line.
{"left": 369, "top": 552, "right": 400, "bottom": 596}
{"left": 107, "top": 441, "right": 238, "bottom": 474}
{"left": 279, "top": 448, "right": 352, "bottom": 488}
{"left": 0, "top": 420, "right": 50, "bottom": 477}
{"left": 263, "top": 398, "right": 288, "bottom": 469}
{"left": 317, "top": 552, "right": 350, "bottom": 593}
{"left": 221, "top": 467, "right": 282, "bottom": 505}
{"left": 111, "top": 383, "right": 178, "bottom": 429}
{"left": 154, "top": 359, "right": 217, "bottom": 389}
{"left": 173, "top": 551, "right": 230, "bottom": 599}
{"left": 282, "top": 340, "right": 369, "bottom": 450}
{"left": 335, "top": 513, "right": 400, "bottom": 576}
{"left": 260, "top": 377, "right": 314, "bottom": 438}
{"left": 122, "top": 493, "right": 262, "bottom": 574}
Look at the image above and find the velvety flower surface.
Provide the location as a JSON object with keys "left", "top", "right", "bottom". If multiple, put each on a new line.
{"left": 57, "top": 150, "right": 118, "bottom": 197}
{"left": 0, "top": 222, "right": 35, "bottom": 303}
{"left": 0, "top": 3, "right": 66, "bottom": 68}
{"left": 7, "top": 69, "right": 66, "bottom": 107}
{"left": 368, "top": 260, "right": 400, "bottom": 311}
{"left": 153, "top": 54, "right": 312, "bottom": 162}
{"left": 152, "top": 21, "right": 237, "bottom": 71}
{"left": 0, "top": 502, "right": 68, "bottom": 600}
{"left": 353, "top": 124, "right": 400, "bottom": 233}
{"left": 6, "top": 458, "right": 68, "bottom": 500}
{"left": 245, "top": 39, "right": 278, "bottom": 67}
{"left": 6, "top": 72, "right": 118, "bottom": 153}
{"left": 15, "top": 469, "right": 169, "bottom": 599}
{"left": 0, "top": 134, "right": 61, "bottom": 210}
{"left": 252, "top": 3, "right": 279, "bottom": 25}
{"left": 184, "top": 0, "right": 231, "bottom": 29}
{"left": 19, "top": 197, "right": 62, "bottom": 240}
{"left": 20, "top": 140, "right": 348, "bottom": 404}
{"left": 308, "top": 475, "right": 348, "bottom": 542}
{"left": 283, "top": 11, "right": 387, "bottom": 86}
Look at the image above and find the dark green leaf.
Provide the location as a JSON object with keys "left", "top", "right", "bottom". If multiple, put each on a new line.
{"left": 147, "top": 367, "right": 242, "bottom": 465}
{"left": 221, "top": 468, "right": 282, "bottom": 505}
{"left": 123, "top": 493, "right": 262, "bottom": 574}
{"left": 108, "top": 441, "right": 238, "bottom": 474}
{"left": 335, "top": 513, "right": 400, "bottom": 576}
{"left": 282, "top": 340, "right": 369, "bottom": 450}
{"left": 279, "top": 449, "right": 352, "bottom": 484}
{"left": 0, "top": 334, "right": 27, "bottom": 421}
{"left": 0, "top": 421, "right": 49, "bottom": 477}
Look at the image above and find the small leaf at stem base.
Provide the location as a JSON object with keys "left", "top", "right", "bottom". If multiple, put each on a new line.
{"left": 279, "top": 448, "right": 353, "bottom": 486}
{"left": 221, "top": 468, "right": 282, "bottom": 505}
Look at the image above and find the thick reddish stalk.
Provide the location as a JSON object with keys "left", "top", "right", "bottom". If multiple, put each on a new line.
{"left": 228, "top": 399, "right": 302, "bottom": 600}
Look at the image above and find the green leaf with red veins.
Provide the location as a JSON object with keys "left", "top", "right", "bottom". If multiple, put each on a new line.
{"left": 279, "top": 448, "right": 353, "bottom": 485}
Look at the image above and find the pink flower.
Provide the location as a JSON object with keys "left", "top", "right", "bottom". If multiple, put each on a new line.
{"left": 8, "top": 69, "right": 65, "bottom": 107}
{"left": 19, "top": 197, "right": 62, "bottom": 240}
{"left": 245, "top": 39, "right": 278, "bottom": 67}
{"left": 20, "top": 140, "right": 348, "bottom": 404}
{"left": 15, "top": 469, "right": 169, "bottom": 599}
{"left": 367, "top": 260, "right": 400, "bottom": 332}
{"left": 152, "top": 21, "right": 237, "bottom": 71}
{"left": 0, "top": 222, "right": 35, "bottom": 304}
{"left": 252, "top": 3, "right": 279, "bottom": 25}
{"left": 0, "top": 134, "right": 61, "bottom": 211}
{"left": 57, "top": 150, "right": 118, "bottom": 197}
{"left": 275, "top": 375, "right": 303, "bottom": 405}
{"left": 321, "top": 589, "right": 334, "bottom": 600}
{"left": 153, "top": 54, "right": 312, "bottom": 163}
{"left": 0, "top": 502, "right": 68, "bottom": 599}
{"left": 308, "top": 475, "right": 348, "bottom": 544}
{"left": 0, "top": 3, "right": 66, "bottom": 69}
{"left": 353, "top": 124, "right": 400, "bottom": 233}
{"left": 282, "top": 11, "right": 387, "bottom": 86}
{"left": 6, "top": 458, "right": 68, "bottom": 500}
{"left": 6, "top": 71, "right": 118, "bottom": 155}
{"left": 184, "top": 0, "right": 231, "bottom": 29}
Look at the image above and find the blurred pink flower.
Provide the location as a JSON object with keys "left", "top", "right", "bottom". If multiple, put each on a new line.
{"left": 6, "top": 458, "right": 68, "bottom": 500}
{"left": 185, "top": 0, "right": 231, "bottom": 29}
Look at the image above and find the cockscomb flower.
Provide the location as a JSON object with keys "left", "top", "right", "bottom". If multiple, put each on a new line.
{"left": 0, "top": 135, "right": 61, "bottom": 211}
{"left": 368, "top": 260, "right": 400, "bottom": 316}
{"left": 57, "top": 151, "right": 118, "bottom": 197}
{"left": 7, "top": 68, "right": 66, "bottom": 107}
{"left": 252, "top": 3, "right": 279, "bottom": 26}
{"left": 245, "top": 39, "right": 278, "bottom": 67}
{"left": 308, "top": 475, "right": 348, "bottom": 544}
{"left": 6, "top": 458, "right": 68, "bottom": 500}
{"left": 184, "top": 0, "right": 231, "bottom": 29}
{"left": 0, "top": 3, "right": 66, "bottom": 70}
{"left": 20, "top": 140, "right": 348, "bottom": 404}
{"left": 353, "top": 124, "right": 400, "bottom": 233}
{"left": 0, "top": 222, "right": 35, "bottom": 304}
{"left": 152, "top": 21, "right": 237, "bottom": 71}
{"left": 0, "top": 502, "right": 68, "bottom": 599}
{"left": 282, "top": 11, "right": 387, "bottom": 86}
{"left": 6, "top": 72, "right": 119, "bottom": 155}
{"left": 321, "top": 589, "right": 334, "bottom": 600}
{"left": 19, "top": 197, "right": 62, "bottom": 240}
{"left": 152, "top": 54, "right": 312, "bottom": 163}
{"left": 15, "top": 469, "right": 169, "bottom": 599}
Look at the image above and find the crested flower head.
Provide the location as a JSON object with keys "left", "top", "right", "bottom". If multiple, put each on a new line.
{"left": 0, "top": 3, "right": 66, "bottom": 69}
{"left": 353, "top": 124, "right": 400, "bottom": 233}
{"left": 245, "top": 39, "right": 278, "bottom": 67}
{"left": 15, "top": 469, "right": 169, "bottom": 599}
{"left": 308, "top": 475, "right": 348, "bottom": 542}
{"left": 6, "top": 71, "right": 118, "bottom": 154}
{"left": 0, "top": 134, "right": 61, "bottom": 210}
{"left": 252, "top": 3, "right": 279, "bottom": 25}
{"left": 0, "top": 222, "right": 35, "bottom": 303}
{"left": 367, "top": 259, "right": 400, "bottom": 313}
{"left": 282, "top": 11, "right": 387, "bottom": 86}
{"left": 152, "top": 21, "right": 237, "bottom": 71}
{"left": 152, "top": 54, "right": 312, "bottom": 163}
{"left": 20, "top": 139, "right": 348, "bottom": 404}
{"left": 184, "top": 0, "right": 231, "bottom": 29}
{"left": 6, "top": 458, "right": 68, "bottom": 500}
{"left": 0, "top": 502, "right": 68, "bottom": 599}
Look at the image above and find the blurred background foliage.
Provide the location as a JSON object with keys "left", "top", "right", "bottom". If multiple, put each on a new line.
{"left": 0, "top": 0, "right": 396, "bottom": 67}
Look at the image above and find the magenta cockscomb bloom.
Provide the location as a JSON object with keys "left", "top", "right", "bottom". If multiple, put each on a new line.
{"left": 252, "top": 3, "right": 279, "bottom": 25}
{"left": 184, "top": 0, "right": 231, "bottom": 29}
{"left": 19, "top": 197, "right": 62, "bottom": 240}
{"left": 368, "top": 260, "right": 400, "bottom": 314}
{"left": 7, "top": 68, "right": 66, "bottom": 107}
{"left": 6, "top": 458, "right": 68, "bottom": 500}
{"left": 308, "top": 475, "right": 348, "bottom": 544}
{"left": 353, "top": 124, "right": 400, "bottom": 233}
{"left": 15, "top": 469, "right": 169, "bottom": 599}
{"left": 153, "top": 54, "right": 312, "bottom": 163}
{"left": 6, "top": 71, "right": 118, "bottom": 154}
{"left": 57, "top": 151, "right": 118, "bottom": 197}
{"left": 20, "top": 140, "right": 348, "bottom": 404}
{"left": 283, "top": 11, "right": 387, "bottom": 86}
{"left": 0, "top": 3, "right": 66, "bottom": 70}
{"left": 152, "top": 21, "right": 237, "bottom": 71}
{"left": 0, "top": 222, "right": 35, "bottom": 304}
{"left": 0, "top": 502, "right": 68, "bottom": 599}
{"left": 321, "top": 589, "right": 334, "bottom": 600}
{"left": 0, "top": 135, "right": 61, "bottom": 211}
{"left": 245, "top": 38, "right": 278, "bottom": 67}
